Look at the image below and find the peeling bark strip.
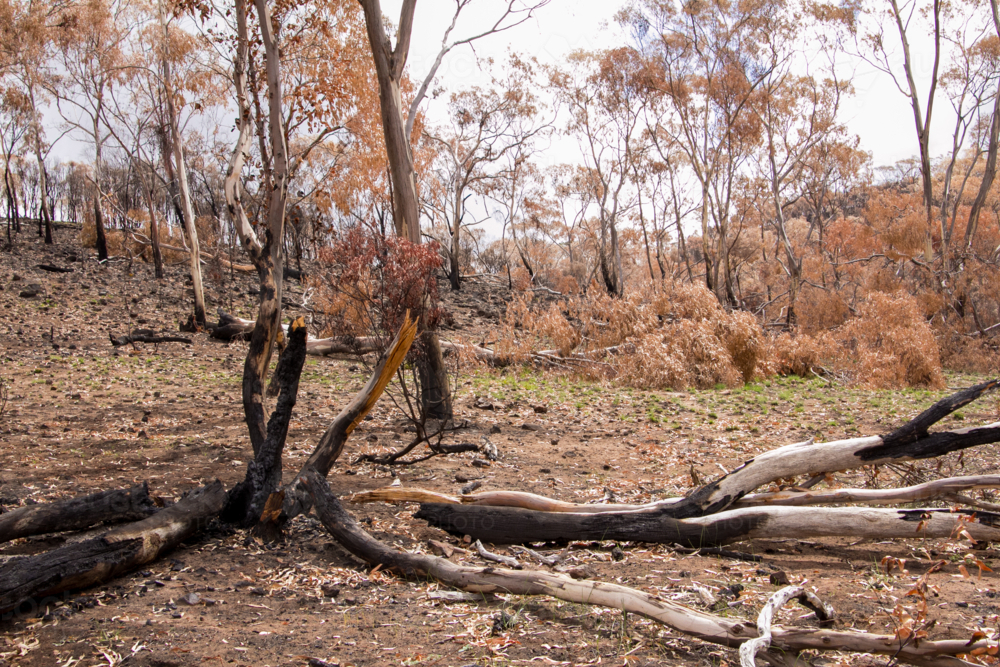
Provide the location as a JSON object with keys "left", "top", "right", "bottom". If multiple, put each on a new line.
{"left": 414, "top": 504, "right": 1000, "bottom": 546}
{"left": 0, "top": 483, "right": 158, "bottom": 544}
{"left": 0, "top": 481, "right": 224, "bottom": 614}
{"left": 305, "top": 473, "right": 992, "bottom": 666}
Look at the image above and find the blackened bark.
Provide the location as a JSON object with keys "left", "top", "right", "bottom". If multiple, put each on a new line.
{"left": 0, "top": 484, "right": 157, "bottom": 544}
{"left": 223, "top": 318, "right": 308, "bottom": 527}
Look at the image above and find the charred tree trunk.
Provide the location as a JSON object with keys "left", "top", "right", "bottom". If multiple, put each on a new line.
{"left": 418, "top": 329, "right": 452, "bottom": 421}
{"left": 222, "top": 318, "right": 308, "bottom": 528}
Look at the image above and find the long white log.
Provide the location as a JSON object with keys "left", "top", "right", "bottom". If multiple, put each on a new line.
{"left": 414, "top": 502, "right": 1000, "bottom": 546}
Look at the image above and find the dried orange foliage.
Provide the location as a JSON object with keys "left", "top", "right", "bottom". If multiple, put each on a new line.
{"left": 495, "top": 283, "right": 764, "bottom": 390}
{"left": 770, "top": 291, "right": 945, "bottom": 389}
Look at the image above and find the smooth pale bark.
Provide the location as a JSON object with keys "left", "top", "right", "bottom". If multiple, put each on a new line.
{"left": 0, "top": 481, "right": 224, "bottom": 614}
{"left": 350, "top": 474, "right": 1000, "bottom": 513}
{"left": 410, "top": 381, "right": 1000, "bottom": 541}
{"left": 888, "top": 0, "right": 942, "bottom": 264}
{"left": 0, "top": 484, "right": 157, "bottom": 544}
{"left": 26, "top": 82, "right": 52, "bottom": 245}
{"left": 209, "top": 310, "right": 380, "bottom": 355}
{"left": 964, "top": 0, "right": 1000, "bottom": 255}
{"left": 91, "top": 116, "right": 108, "bottom": 261}
{"left": 222, "top": 0, "right": 289, "bottom": 461}
{"left": 358, "top": 0, "right": 420, "bottom": 243}
{"left": 740, "top": 587, "right": 836, "bottom": 667}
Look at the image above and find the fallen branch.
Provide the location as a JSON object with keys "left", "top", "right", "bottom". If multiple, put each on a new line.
{"left": 0, "top": 481, "right": 224, "bottom": 614}
{"left": 738, "top": 474, "right": 1000, "bottom": 508}
{"left": 352, "top": 474, "right": 1000, "bottom": 514}
{"left": 36, "top": 264, "right": 72, "bottom": 273}
{"left": 110, "top": 331, "right": 192, "bottom": 347}
{"left": 474, "top": 540, "right": 521, "bottom": 569}
{"left": 303, "top": 471, "right": 990, "bottom": 666}
{"left": 739, "top": 586, "right": 835, "bottom": 667}
{"left": 209, "top": 310, "right": 379, "bottom": 356}
{"left": 0, "top": 483, "right": 158, "bottom": 544}
{"left": 410, "top": 381, "right": 1000, "bottom": 541}
{"left": 130, "top": 235, "right": 255, "bottom": 273}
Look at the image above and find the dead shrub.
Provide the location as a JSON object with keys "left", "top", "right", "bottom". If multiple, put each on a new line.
{"left": 772, "top": 291, "right": 945, "bottom": 389}
{"left": 797, "top": 289, "right": 850, "bottom": 334}
{"left": 939, "top": 335, "right": 1000, "bottom": 375}
{"left": 495, "top": 282, "right": 768, "bottom": 390}
{"left": 617, "top": 320, "right": 742, "bottom": 390}
{"left": 839, "top": 291, "right": 944, "bottom": 389}
{"left": 768, "top": 331, "right": 831, "bottom": 378}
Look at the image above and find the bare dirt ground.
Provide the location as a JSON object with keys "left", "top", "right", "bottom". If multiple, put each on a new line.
{"left": 1, "top": 229, "right": 999, "bottom": 667}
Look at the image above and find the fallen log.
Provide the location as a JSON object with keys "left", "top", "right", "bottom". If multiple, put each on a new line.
{"left": 0, "top": 480, "right": 224, "bottom": 614}
{"left": 414, "top": 504, "right": 1000, "bottom": 546}
{"left": 0, "top": 483, "right": 158, "bottom": 544}
{"left": 110, "top": 331, "right": 192, "bottom": 347}
{"left": 131, "top": 236, "right": 255, "bottom": 273}
{"left": 410, "top": 381, "right": 1000, "bottom": 542}
{"left": 304, "top": 471, "right": 990, "bottom": 666}
{"left": 209, "top": 310, "right": 379, "bottom": 355}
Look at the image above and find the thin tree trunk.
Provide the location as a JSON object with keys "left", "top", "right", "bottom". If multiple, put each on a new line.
{"left": 359, "top": 0, "right": 420, "bottom": 243}
{"left": 160, "top": 0, "right": 206, "bottom": 326}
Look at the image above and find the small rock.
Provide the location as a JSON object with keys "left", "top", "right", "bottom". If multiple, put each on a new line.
{"left": 521, "top": 423, "right": 542, "bottom": 432}
{"left": 611, "top": 546, "right": 625, "bottom": 562}
{"left": 539, "top": 468, "right": 551, "bottom": 474}
{"left": 532, "top": 405, "right": 548, "bottom": 414}
{"left": 250, "top": 587, "right": 266, "bottom": 596}
{"left": 769, "top": 571, "right": 791, "bottom": 586}
{"left": 471, "top": 458, "right": 491, "bottom": 468}
{"left": 321, "top": 583, "right": 340, "bottom": 598}
{"left": 489, "top": 425, "right": 501, "bottom": 434}
{"left": 182, "top": 593, "right": 200, "bottom": 605}
{"left": 18, "top": 284, "right": 44, "bottom": 299}
{"left": 562, "top": 451, "right": 576, "bottom": 458}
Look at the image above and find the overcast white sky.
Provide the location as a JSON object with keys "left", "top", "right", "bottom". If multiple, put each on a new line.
{"left": 387, "top": 0, "right": 955, "bottom": 172}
